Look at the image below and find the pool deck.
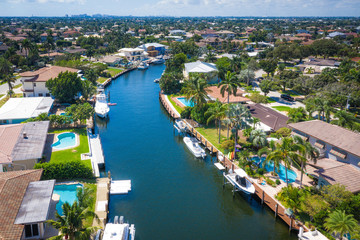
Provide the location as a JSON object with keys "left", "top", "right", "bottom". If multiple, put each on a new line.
{"left": 93, "top": 177, "right": 110, "bottom": 228}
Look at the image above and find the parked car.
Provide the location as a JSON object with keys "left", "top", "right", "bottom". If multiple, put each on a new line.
{"left": 280, "top": 94, "right": 294, "bottom": 102}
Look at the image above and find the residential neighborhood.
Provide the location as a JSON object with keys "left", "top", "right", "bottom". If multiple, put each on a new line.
{"left": 0, "top": 14, "right": 360, "bottom": 240}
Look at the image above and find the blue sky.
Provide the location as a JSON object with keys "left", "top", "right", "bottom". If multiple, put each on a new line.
{"left": 1, "top": 0, "right": 360, "bottom": 17}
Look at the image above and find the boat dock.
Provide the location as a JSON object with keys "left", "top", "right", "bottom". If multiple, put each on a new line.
{"left": 110, "top": 180, "right": 132, "bottom": 195}
{"left": 87, "top": 129, "right": 105, "bottom": 177}
{"left": 94, "top": 177, "right": 110, "bottom": 228}
{"left": 159, "top": 92, "right": 304, "bottom": 232}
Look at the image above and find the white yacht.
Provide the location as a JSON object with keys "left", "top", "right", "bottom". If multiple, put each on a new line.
{"left": 225, "top": 169, "right": 255, "bottom": 194}
{"left": 138, "top": 62, "right": 149, "bottom": 70}
{"left": 95, "top": 93, "right": 110, "bottom": 118}
{"left": 183, "top": 137, "right": 206, "bottom": 158}
{"left": 98, "top": 216, "right": 135, "bottom": 240}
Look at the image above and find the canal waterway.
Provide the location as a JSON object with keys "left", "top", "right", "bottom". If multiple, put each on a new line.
{"left": 96, "top": 65, "right": 296, "bottom": 240}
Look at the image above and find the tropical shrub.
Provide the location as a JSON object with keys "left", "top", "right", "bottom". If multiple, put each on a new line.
{"left": 180, "top": 106, "right": 192, "bottom": 119}
{"left": 257, "top": 168, "right": 264, "bottom": 175}
{"left": 221, "top": 140, "right": 234, "bottom": 153}
{"left": 35, "top": 160, "right": 93, "bottom": 180}
{"left": 190, "top": 105, "right": 209, "bottom": 124}
{"left": 275, "top": 127, "right": 291, "bottom": 137}
{"left": 275, "top": 179, "right": 281, "bottom": 185}
{"left": 248, "top": 92, "right": 268, "bottom": 103}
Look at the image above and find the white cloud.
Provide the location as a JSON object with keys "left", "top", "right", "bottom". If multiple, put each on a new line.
{"left": 7, "top": 0, "right": 86, "bottom": 4}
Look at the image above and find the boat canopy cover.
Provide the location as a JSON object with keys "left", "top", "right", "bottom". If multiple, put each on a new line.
{"left": 234, "top": 168, "right": 247, "bottom": 178}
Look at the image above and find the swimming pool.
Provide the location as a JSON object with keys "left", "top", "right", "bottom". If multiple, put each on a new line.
{"left": 251, "top": 157, "right": 297, "bottom": 183}
{"left": 51, "top": 132, "right": 76, "bottom": 150}
{"left": 53, "top": 183, "right": 83, "bottom": 215}
{"left": 177, "top": 97, "right": 195, "bottom": 107}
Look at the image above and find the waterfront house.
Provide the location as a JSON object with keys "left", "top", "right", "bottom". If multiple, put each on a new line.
{"left": 19, "top": 66, "right": 78, "bottom": 97}
{"left": 288, "top": 120, "right": 360, "bottom": 193}
{"left": 206, "top": 86, "right": 249, "bottom": 104}
{"left": 117, "top": 47, "right": 147, "bottom": 61}
{"left": 0, "top": 121, "right": 50, "bottom": 172}
{"left": 138, "top": 43, "right": 166, "bottom": 57}
{"left": 246, "top": 104, "right": 289, "bottom": 132}
{"left": 0, "top": 97, "right": 53, "bottom": 124}
{"left": 183, "top": 61, "right": 219, "bottom": 84}
{"left": 0, "top": 170, "right": 58, "bottom": 240}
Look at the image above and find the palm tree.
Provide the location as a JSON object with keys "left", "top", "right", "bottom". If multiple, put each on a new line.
{"left": 81, "top": 80, "right": 96, "bottom": 101}
{"left": 205, "top": 50, "right": 216, "bottom": 63}
{"left": 218, "top": 71, "right": 240, "bottom": 104}
{"left": 21, "top": 39, "right": 32, "bottom": 58}
{"left": 293, "top": 135, "right": 319, "bottom": 187}
{"left": 224, "top": 104, "right": 252, "bottom": 160}
{"left": 205, "top": 100, "right": 228, "bottom": 143}
{"left": 331, "top": 110, "right": 358, "bottom": 131}
{"left": 252, "top": 117, "right": 260, "bottom": 129}
{"left": 287, "top": 107, "right": 307, "bottom": 123}
{"left": 182, "top": 74, "right": 210, "bottom": 108}
{"left": 47, "top": 201, "right": 99, "bottom": 240}
{"left": 230, "top": 55, "right": 243, "bottom": 73}
{"left": 249, "top": 129, "right": 267, "bottom": 149}
{"left": 266, "top": 137, "right": 305, "bottom": 186}
{"left": 1, "top": 74, "right": 16, "bottom": 96}
{"left": 0, "top": 57, "right": 13, "bottom": 76}
{"left": 324, "top": 210, "right": 358, "bottom": 240}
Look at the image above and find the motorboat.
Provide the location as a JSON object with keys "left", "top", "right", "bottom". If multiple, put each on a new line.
{"left": 154, "top": 78, "right": 160, "bottom": 83}
{"left": 174, "top": 119, "right": 187, "bottom": 133}
{"left": 183, "top": 137, "right": 206, "bottom": 158}
{"left": 152, "top": 58, "right": 165, "bottom": 65}
{"left": 138, "top": 61, "right": 149, "bottom": 70}
{"left": 95, "top": 93, "right": 110, "bottom": 118}
{"left": 225, "top": 168, "right": 255, "bottom": 194}
{"left": 98, "top": 216, "right": 135, "bottom": 240}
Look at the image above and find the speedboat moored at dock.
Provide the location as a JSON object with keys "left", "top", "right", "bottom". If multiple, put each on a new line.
{"left": 224, "top": 168, "right": 255, "bottom": 194}
{"left": 183, "top": 137, "right": 206, "bottom": 158}
{"left": 99, "top": 216, "right": 135, "bottom": 240}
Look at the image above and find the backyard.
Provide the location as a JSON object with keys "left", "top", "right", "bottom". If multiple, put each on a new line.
{"left": 49, "top": 128, "right": 91, "bottom": 169}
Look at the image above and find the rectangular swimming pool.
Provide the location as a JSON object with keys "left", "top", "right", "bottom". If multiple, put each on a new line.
{"left": 177, "top": 97, "right": 195, "bottom": 107}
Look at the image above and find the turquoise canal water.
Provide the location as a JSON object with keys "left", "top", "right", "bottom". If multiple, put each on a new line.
{"left": 53, "top": 184, "right": 83, "bottom": 215}
{"left": 96, "top": 66, "right": 296, "bottom": 240}
{"left": 51, "top": 132, "right": 76, "bottom": 150}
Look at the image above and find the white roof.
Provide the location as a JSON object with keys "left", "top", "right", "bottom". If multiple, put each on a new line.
{"left": 184, "top": 61, "right": 218, "bottom": 73}
{"left": 139, "top": 43, "right": 165, "bottom": 49}
{"left": 119, "top": 47, "right": 144, "bottom": 52}
{"left": 0, "top": 97, "right": 54, "bottom": 120}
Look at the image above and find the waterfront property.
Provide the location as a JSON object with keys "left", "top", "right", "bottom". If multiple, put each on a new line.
{"left": 138, "top": 43, "right": 166, "bottom": 57}
{"left": 117, "top": 47, "right": 146, "bottom": 61}
{"left": 246, "top": 103, "right": 289, "bottom": 132}
{"left": 0, "top": 170, "right": 58, "bottom": 240}
{"left": 289, "top": 120, "right": 360, "bottom": 193}
{"left": 0, "top": 121, "right": 50, "bottom": 172}
{"left": 206, "top": 86, "right": 249, "bottom": 103}
{"left": 183, "top": 61, "right": 219, "bottom": 84}
{"left": 0, "top": 97, "right": 53, "bottom": 124}
{"left": 19, "top": 66, "right": 78, "bottom": 97}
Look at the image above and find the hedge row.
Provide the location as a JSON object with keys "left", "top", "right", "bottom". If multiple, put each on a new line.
{"left": 35, "top": 160, "right": 94, "bottom": 180}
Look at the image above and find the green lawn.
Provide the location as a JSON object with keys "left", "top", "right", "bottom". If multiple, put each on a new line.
{"left": 267, "top": 97, "right": 276, "bottom": 103}
{"left": 106, "top": 67, "right": 123, "bottom": 77}
{"left": 97, "top": 77, "right": 108, "bottom": 84}
{"left": 196, "top": 126, "right": 228, "bottom": 153}
{"left": 83, "top": 182, "right": 97, "bottom": 227}
{"left": 49, "top": 128, "right": 91, "bottom": 169}
{"left": 167, "top": 95, "right": 184, "bottom": 114}
{"left": 272, "top": 106, "right": 291, "bottom": 112}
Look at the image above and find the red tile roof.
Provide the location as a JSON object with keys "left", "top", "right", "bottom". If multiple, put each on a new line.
{"left": 19, "top": 66, "right": 78, "bottom": 82}
{"left": 0, "top": 170, "right": 43, "bottom": 240}
{"left": 206, "top": 86, "right": 249, "bottom": 103}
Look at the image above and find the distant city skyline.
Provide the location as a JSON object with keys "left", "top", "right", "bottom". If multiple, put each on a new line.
{"left": 1, "top": 0, "right": 360, "bottom": 17}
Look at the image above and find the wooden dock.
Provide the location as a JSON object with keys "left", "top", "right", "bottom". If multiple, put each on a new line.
{"left": 159, "top": 92, "right": 303, "bottom": 232}
{"left": 93, "top": 177, "right": 110, "bottom": 228}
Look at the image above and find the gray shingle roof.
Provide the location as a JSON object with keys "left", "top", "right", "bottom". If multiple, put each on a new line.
{"left": 14, "top": 180, "right": 55, "bottom": 224}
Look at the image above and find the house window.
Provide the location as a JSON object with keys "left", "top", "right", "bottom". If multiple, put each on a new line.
{"left": 38, "top": 93, "right": 43, "bottom": 97}
{"left": 24, "top": 224, "right": 39, "bottom": 238}
{"left": 33, "top": 83, "right": 36, "bottom": 87}
{"left": 46, "top": 93, "right": 50, "bottom": 97}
